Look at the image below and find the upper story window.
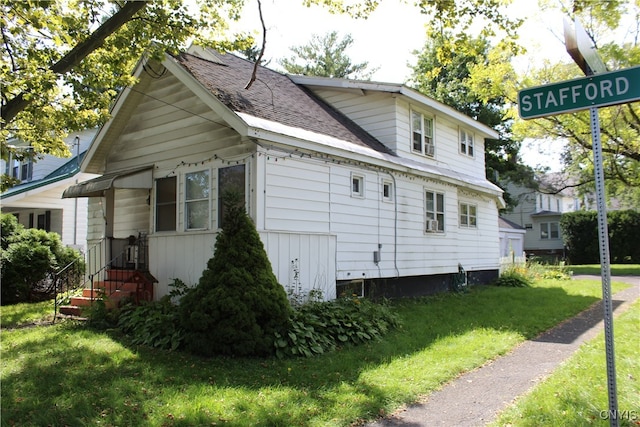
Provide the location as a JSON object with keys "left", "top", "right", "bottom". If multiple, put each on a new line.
{"left": 5, "top": 157, "right": 34, "bottom": 182}
{"left": 425, "top": 190, "right": 445, "bottom": 232}
{"left": 460, "top": 129, "right": 474, "bottom": 157}
{"left": 540, "top": 222, "right": 560, "bottom": 239}
{"left": 411, "top": 110, "right": 434, "bottom": 157}
{"left": 351, "top": 173, "right": 364, "bottom": 198}
{"left": 155, "top": 176, "right": 177, "bottom": 232}
{"left": 185, "top": 170, "right": 210, "bottom": 230}
{"left": 459, "top": 203, "right": 477, "bottom": 228}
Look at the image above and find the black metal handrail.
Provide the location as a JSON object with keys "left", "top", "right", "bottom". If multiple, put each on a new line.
{"left": 53, "top": 233, "right": 149, "bottom": 319}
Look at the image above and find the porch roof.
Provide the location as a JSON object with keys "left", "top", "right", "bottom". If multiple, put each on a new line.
{"left": 62, "top": 167, "right": 153, "bottom": 198}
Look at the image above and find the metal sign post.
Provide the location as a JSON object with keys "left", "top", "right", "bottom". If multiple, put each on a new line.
{"left": 588, "top": 105, "right": 619, "bottom": 427}
{"left": 517, "top": 17, "right": 623, "bottom": 427}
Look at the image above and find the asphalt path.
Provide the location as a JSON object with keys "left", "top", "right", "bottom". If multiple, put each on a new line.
{"left": 365, "top": 275, "right": 639, "bottom": 427}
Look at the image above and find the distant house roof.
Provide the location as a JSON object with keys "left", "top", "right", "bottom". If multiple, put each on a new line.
{"left": 176, "top": 52, "right": 395, "bottom": 156}
{"left": 1, "top": 151, "right": 86, "bottom": 199}
{"left": 499, "top": 216, "right": 526, "bottom": 230}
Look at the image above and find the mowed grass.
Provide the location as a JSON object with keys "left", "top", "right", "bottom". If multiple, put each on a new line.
{"left": 0, "top": 278, "right": 633, "bottom": 427}
{"left": 491, "top": 299, "right": 640, "bottom": 427}
{"left": 570, "top": 264, "right": 640, "bottom": 276}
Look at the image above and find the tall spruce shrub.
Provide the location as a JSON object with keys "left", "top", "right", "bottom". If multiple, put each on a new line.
{"left": 179, "top": 192, "right": 291, "bottom": 357}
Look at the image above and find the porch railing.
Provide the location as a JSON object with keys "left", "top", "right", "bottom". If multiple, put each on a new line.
{"left": 53, "top": 232, "right": 149, "bottom": 318}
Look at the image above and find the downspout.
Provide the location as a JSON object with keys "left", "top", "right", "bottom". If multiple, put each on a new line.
{"left": 73, "top": 136, "right": 80, "bottom": 245}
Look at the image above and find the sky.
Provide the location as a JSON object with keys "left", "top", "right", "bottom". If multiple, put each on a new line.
{"left": 225, "top": 1, "right": 609, "bottom": 172}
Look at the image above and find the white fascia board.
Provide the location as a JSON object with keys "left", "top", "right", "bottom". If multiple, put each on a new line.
{"left": 239, "top": 112, "right": 503, "bottom": 197}
{"left": 82, "top": 56, "right": 149, "bottom": 174}
{"left": 291, "top": 75, "right": 499, "bottom": 140}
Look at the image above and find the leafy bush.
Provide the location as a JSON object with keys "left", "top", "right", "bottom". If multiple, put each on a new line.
{"left": 118, "top": 297, "right": 184, "bottom": 351}
{"left": 179, "top": 192, "right": 291, "bottom": 357}
{"left": 561, "top": 210, "right": 640, "bottom": 264}
{"left": 1, "top": 213, "right": 84, "bottom": 304}
{"left": 274, "top": 297, "right": 401, "bottom": 358}
{"left": 493, "top": 266, "right": 533, "bottom": 287}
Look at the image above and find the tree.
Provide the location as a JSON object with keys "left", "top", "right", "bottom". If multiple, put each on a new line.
{"left": 279, "top": 31, "right": 377, "bottom": 79}
{"left": 410, "top": 32, "right": 536, "bottom": 209}
{"left": 1, "top": 0, "right": 254, "bottom": 181}
{"left": 511, "top": 0, "right": 640, "bottom": 207}
{"left": 179, "top": 192, "right": 291, "bottom": 357}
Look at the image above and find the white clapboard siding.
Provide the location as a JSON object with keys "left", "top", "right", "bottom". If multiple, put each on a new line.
{"left": 263, "top": 156, "right": 330, "bottom": 233}
{"left": 113, "top": 189, "right": 150, "bottom": 238}
{"left": 310, "top": 89, "right": 399, "bottom": 150}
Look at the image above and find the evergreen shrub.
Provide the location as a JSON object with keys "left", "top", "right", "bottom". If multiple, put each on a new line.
{"left": 179, "top": 192, "right": 291, "bottom": 357}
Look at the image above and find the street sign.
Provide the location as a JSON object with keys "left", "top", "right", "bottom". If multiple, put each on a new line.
{"left": 518, "top": 65, "right": 640, "bottom": 119}
{"left": 564, "top": 18, "right": 607, "bottom": 75}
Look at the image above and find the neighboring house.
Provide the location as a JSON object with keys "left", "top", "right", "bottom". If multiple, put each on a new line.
{"left": 500, "top": 173, "right": 578, "bottom": 259}
{"left": 62, "top": 46, "right": 505, "bottom": 300}
{"left": 1, "top": 129, "right": 98, "bottom": 252}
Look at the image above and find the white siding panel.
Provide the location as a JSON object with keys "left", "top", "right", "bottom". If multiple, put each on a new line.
{"left": 113, "top": 189, "right": 150, "bottom": 238}
{"left": 264, "top": 157, "right": 330, "bottom": 233}
{"left": 260, "top": 231, "right": 337, "bottom": 300}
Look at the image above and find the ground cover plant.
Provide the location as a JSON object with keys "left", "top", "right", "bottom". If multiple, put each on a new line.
{"left": 491, "top": 299, "right": 640, "bottom": 427}
{"left": 1, "top": 275, "right": 633, "bottom": 427}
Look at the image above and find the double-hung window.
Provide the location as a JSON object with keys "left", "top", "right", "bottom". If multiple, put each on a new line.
{"left": 459, "top": 203, "right": 477, "bottom": 228}
{"left": 540, "top": 222, "right": 560, "bottom": 239}
{"left": 425, "top": 190, "right": 445, "bottom": 232}
{"left": 411, "top": 110, "right": 434, "bottom": 156}
{"left": 155, "top": 177, "right": 177, "bottom": 232}
{"left": 460, "top": 129, "right": 474, "bottom": 157}
{"left": 382, "top": 180, "right": 393, "bottom": 202}
{"left": 185, "top": 170, "right": 210, "bottom": 230}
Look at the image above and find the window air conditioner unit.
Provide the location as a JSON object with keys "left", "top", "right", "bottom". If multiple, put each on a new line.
{"left": 426, "top": 219, "right": 439, "bottom": 232}
{"left": 425, "top": 143, "right": 435, "bottom": 156}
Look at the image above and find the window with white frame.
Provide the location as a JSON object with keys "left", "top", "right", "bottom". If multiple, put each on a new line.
{"left": 460, "top": 129, "right": 474, "bottom": 157}
{"left": 540, "top": 222, "right": 560, "bottom": 239}
{"left": 185, "top": 170, "right": 210, "bottom": 230}
{"left": 459, "top": 203, "right": 477, "bottom": 228}
{"left": 425, "top": 190, "right": 445, "bottom": 232}
{"left": 155, "top": 176, "right": 177, "bottom": 232}
{"left": 351, "top": 173, "right": 364, "bottom": 197}
{"left": 218, "top": 164, "right": 246, "bottom": 229}
{"left": 382, "top": 180, "right": 393, "bottom": 202}
{"left": 411, "top": 110, "right": 434, "bottom": 156}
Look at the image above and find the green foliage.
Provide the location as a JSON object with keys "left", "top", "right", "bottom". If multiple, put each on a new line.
{"left": 179, "top": 192, "right": 291, "bottom": 357}
{"left": 275, "top": 297, "right": 401, "bottom": 358}
{"left": 493, "top": 265, "right": 533, "bottom": 287}
{"left": 118, "top": 297, "right": 184, "bottom": 351}
{"left": 278, "top": 31, "right": 377, "bottom": 79}
{"left": 561, "top": 210, "right": 640, "bottom": 264}
{"left": 1, "top": 213, "right": 84, "bottom": 304}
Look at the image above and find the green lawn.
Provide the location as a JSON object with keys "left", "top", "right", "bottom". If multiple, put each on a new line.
{"left": 569, "top": 264, "right": 640, "bottom": 276}
{"left": 0, "top": 277, "right": 634, "bottom": 426}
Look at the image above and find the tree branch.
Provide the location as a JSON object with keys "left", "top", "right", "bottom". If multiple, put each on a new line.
{"left": 1, "top": 1, "right": 147, "bottom": 125}
{"left": 245, "top": 0, "right": 266, "bottom": 90}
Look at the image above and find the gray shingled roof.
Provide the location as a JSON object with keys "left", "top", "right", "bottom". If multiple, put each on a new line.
{"left": 175, "top": 51, "right": 395, "bottom": 156}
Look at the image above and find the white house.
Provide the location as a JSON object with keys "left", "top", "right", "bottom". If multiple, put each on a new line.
{"left": 1, "top": 129, "right": 98, "bottom": 252}
{"left": 62, "top": 47, "right": 504, "bottom": 300}
{"left": 500, "top": 173, "right": 579, "bottom": 260}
